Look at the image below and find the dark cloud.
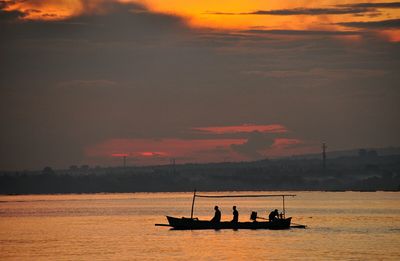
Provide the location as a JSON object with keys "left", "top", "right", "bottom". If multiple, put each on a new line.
{"left": 340, "top": 2, "right": 400, "bottom": 8}
{"left": 0, "top": 0, "right": 15, "bottom": 9}
{"left": 242, "top": 29, "right": 360, "bottom": 36}
{"left": 0, "top": 9, "right": 26, "bottom": 21}
{"left": 209, "top": 7, "right": 374, "bottom": 16}
{"left": 339, "top": 18, "right": 400, "bottom": 29}
{"left": 0, "top": 1, "right": 6, "bottom": 9}
{"left": 231, "top": 132, "right": 275, "bottom": 159}
{"left": 0, "top": 4, "right": 45, "bottom": 22}
{"left": 246, "top": 7, "right": 370, "bottom": 15}
{"left": 0, "top": 1, "right": 186, "bottom": 35}
{"left": 210, "top": 3, "right": 400, "bottom": 16}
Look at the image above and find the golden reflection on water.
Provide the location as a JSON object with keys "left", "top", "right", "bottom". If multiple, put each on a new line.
{"left": 0, "top": 192, "right": 399, "bottom": 260}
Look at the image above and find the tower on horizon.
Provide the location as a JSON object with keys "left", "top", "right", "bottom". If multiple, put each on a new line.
{"left": 322, "top": 142, "right": 327, "bottom": 171}
{"left": 111, "top": 153, "right": 129, "bottom": 168}
{"left": 170, "top": 158, "right": 176, "bottom": 175}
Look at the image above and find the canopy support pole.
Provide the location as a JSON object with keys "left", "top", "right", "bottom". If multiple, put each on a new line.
{"left": 282, "top": 195, "right": 285, "bottom": 218}
{"left": 190, "top": 189, "right": 196, "bottom": 219}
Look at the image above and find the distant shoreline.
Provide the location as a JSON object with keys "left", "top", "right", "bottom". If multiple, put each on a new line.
{"left": 1, "top": 189, "right": 399, "bottom": 196}
{"left": 2, "top": 154, "right": 399, "bottom": 194}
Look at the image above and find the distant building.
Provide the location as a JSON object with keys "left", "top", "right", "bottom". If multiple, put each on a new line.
{"left": 322, "top": 143, "right": 327, "bottom": 171}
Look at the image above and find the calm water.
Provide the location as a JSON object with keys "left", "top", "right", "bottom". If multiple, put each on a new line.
{"left": 0, "top": 192, "right": 399, "bottom": 260}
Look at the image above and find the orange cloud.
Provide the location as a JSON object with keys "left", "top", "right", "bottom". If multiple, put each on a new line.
{"left": 139, "top": 151, "right": 168, "bottom": 157}
{"left": 380, "top": 29, "right": 400, "bottom": 42}
{"left": 3, "top": 0, "right": 84, "bottom": 20}
{"left": 85, "top": 138, "right": 247, "bottom": 165}
{"left": 272, "top": 138, "right": 302, "bottom": 148}
{"left": 111, "top": 153, "right": 129, "bottom": 157}
{"left": 3, "top": 0, "right": 400, "bottom": 41}
{"left": 85, "top": 135, "right": 319, "bottom": 166}
{"left": 192, "top": 124, "right": 287, "bottom": 134}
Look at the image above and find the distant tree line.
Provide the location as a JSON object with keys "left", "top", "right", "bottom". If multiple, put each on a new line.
{"left": 0, "top": 155, "right": 399, "bottom": 194}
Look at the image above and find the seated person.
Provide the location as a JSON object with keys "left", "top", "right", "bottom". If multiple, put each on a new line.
{"left": 211, "top": 206, "right": 221, "bottom": 223}
{"left": 268, "top": 209, "right": 279, "bottom": 222}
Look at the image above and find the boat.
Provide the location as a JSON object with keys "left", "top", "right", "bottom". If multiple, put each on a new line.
{"left": 156, "top": 190, "right": 305, "bottom": 230}
{"left": 166, "top": 216, "right": 292, "bottom": 230}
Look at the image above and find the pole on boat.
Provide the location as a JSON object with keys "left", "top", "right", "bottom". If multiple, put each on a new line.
{"left": 282, "top": 195, "right": 285, "bottom": 219}
{"left": 190, "top": 189, "right": 196, "bottom": 219}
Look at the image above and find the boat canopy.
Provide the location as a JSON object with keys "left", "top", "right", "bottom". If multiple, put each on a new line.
{"left": 189, "top": 190, "right": 296, "bottom": 219}
{"left": 196, "top": 194, "right": 296, "bottom": 198}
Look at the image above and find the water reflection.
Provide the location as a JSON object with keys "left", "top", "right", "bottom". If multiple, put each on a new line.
{"left": 0, "top": 192, "right": 399, "bottom": 260}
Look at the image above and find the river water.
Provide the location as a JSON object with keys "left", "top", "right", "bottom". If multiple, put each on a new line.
{"left": 0, "top": 192, "right": 399, "bottom": 260}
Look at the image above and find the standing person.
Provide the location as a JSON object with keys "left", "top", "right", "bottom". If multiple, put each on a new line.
{"left": 231, "top": 206, "right": 239, "bottom": 223}
{"left": 211, "top": 206, "right": 221, "bottom": 223}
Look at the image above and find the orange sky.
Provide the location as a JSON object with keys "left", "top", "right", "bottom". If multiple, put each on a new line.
{"left": 4, "top": 0, "right": 400, "bottom": 40}
{"left": 136, "top": 0, "right": 400, "bottom": 30}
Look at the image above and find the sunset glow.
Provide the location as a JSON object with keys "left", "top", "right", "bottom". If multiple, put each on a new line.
{"left": 84, "top": 135, "right": 317, "bottom": 166}
{"left": 2, "top": 0, "right": 84, "bottom": 20}
{"left": 3, "top": 0, "right": 400, "bottom": 41}
{"left": 272, "top": 138, "right": 303, "bottom": 148}
{"left": 139, "top": 151, "right": 168, "bottom": 157}
{"left": 85, "top": 138, "right": 248, "bottom": 165}
{"left": 111, "top": 153, "right": 129, "bottom": 157}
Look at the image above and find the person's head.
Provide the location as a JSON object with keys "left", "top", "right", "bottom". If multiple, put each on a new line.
{"left": 275, "top": 209, "right": 278, "bottom": 213}
{"left": 214, "top": 206, "right": 219, "bottom": 210}
{"left": 233, "top": 206, "right": 236, "bottom": 210}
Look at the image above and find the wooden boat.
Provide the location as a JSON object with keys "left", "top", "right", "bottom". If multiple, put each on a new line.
{"left": 166, "top": 216, "right": 292, "bottom": 230}
{"left": 157, "top": 190, "right": 305, "bottom": 230}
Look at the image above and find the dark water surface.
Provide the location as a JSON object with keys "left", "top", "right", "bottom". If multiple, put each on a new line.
{"left": 0, "top": 192, "right": 399, "bottom": 260}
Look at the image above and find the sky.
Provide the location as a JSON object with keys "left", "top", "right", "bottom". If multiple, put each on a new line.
{"left": 0, "top": 0, "right": 399, "bottom": 170}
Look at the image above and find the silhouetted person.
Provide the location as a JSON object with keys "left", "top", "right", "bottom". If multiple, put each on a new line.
{"left": 211, "top": 206, "right": 221, "bottom": 223}
{"left": 231, "top": 206, "right": 239, "bottom": 223}
{"left": 269, "top": 209, "right": 279, "bottom": 222}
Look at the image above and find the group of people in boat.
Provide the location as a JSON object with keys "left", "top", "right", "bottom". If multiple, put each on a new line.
{"left": 210, "top": 205, "right": 283, "bottom": 223}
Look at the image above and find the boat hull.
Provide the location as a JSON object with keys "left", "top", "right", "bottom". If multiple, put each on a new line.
{"left": 166, "top": 216, "right": 292, "bottom": 230}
